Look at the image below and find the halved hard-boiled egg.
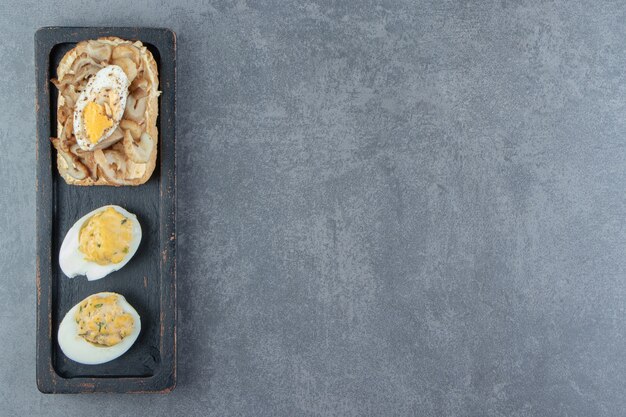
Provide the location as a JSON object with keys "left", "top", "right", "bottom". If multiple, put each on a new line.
{"left": 58, "top": 292, "right": 141, "bottom": 365}
{"left": 59, "top": 205, "right": 141, "bottom": 280}
{"left": 73, "top": 65, "right": 129, "bottom": 151}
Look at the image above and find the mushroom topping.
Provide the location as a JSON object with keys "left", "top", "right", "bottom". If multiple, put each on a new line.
{"left": 59, "top": 151, "right": 89, "bottom": 181}
{"left": 94, "top": 149, "right": 128, "bottom": 184}
{"left": 59, "top": 116, "right": 74, "bottom": 140}
{"left": 86, "top": 41, "right": 112, "bottom": 62}
{"left": 57, "top": 105, "right": 72, "bottom": 126}
{"left": 50, "top": 39, "right": 157, "bottom": 185}
{"left": 123, "top": 130, "right": 153, "bottom": 164}
{"left": 108, "top": 126, "right": 125, "bottom": 142}
{"left": 124, "top": 94, "right": 147, "bottom": 122}
{"left": 60, "top": 84, "right": 79, "bottom": 109}
{"left": 69, "top": 143, "right": 97, "bottom": 180}
{"left": 51, "top": 138, "right": 89, "bottom": 181}
{"left": 111, "top": 57, "right": 137, "bottom": 83}
{"left": 70, "top": 143, "right": 92, "bottom": 162}
{"left": 73, "top": 65, "right": 100, "bottom": 85}
{"left": 69, "top": 143, "right": 83, "bottom": 157}
{"left": 130, "top": 76, "right": 148, "bottom": 94}
{"left": 131, "top": 86, "right": 149, "bottom": 100}
{"left": 119, "top": 119, "right": 142, "bottom": 140}
{"left": 51, "top": 78, "right": 64, "bottom": 89}
{"left": 112, "top": 44, "right": 141, "bottom": 65}
{"left": 70, "top": 54, "right": 102, "bottom": 82}
{"left": 91, "top": 126, "right": 125, "bottom": 150}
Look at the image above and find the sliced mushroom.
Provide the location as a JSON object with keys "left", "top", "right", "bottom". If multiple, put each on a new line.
{"left": 74, "top": 63, "right": 100, "bottom": 84}
{"left": 51, "top": 78, "right": 63, "bottom": 89}
{"left": 69, "top": 143, "right": 97, "bottom": 178}
{"left": 86, "top": 40, "right": 112, "bottom": 62}
{"left": 130, "top": 75, "right": 148, "bottom": 93}
{"left": 119, "top": 119, "right": 142, "bottom": 139}
{"left": 53, "top": 68, "right": 78, "bottom": 86}
{"left": 54, "top": 55, "right": 97, "bottom": 88}
{"left": 112, "top": 44, "right": 141, "bottom": 65}
{"left": 111, "top": 57, "right": 137, "bottom": 83}
{"left": 92, "top": 126, "right": 125, "bottom": 150}
{"left": 53, "top": 78, "right": 76, "bottom": 95}
{"left": 57, "top": 106, "right": 72, "bottom": 128}
{"left": 131, "top": 87, "right": 149, "bottom": 99}
{"left": 61, "top": 137, "right": 78, "bottom": 156}
{"left": 109, "top": 125, "right": 125, "bottom": 141}
{"left": 62, "top": 84, "right": 79, "bottom": 108}
{"left": 69, "top": 143, "right": 87, "bottom": 159}
{"left": 124, "top": 94, "right": 147, "bottom": 122}
{"left": 51, "top": 136, "right": 69, "bottom": 153}
{"left": 123, "top": 130, "right": 153, "bottom": 163}
{"left": 72, "top": 52, "right": 97, "bottom": 68}
{"left": 94, "top": 149, "right": 128, "bottom": 184}
{"left": 51, "top": 138, "right": 89, "bottom": 181}
{"left": 58, "top": 151, "right": 89, "bottom": 181}
{"left": 67, "top": 53, "right": 102, "bottom": 85}
{"left": 125, "top": 163, "right": 147, "bottom": 180}
{"left": 110, "top": 140, "right": 125, "bottom": 153}
{"left": 59, "top": 116, "right": 74, "bottom": 140}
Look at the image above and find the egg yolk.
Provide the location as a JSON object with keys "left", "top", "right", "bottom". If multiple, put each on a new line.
{"left": 83, "top": 101, "right": 114, "bottom": 144}
{"left": 75, "top": 295, "right": 134, "bottom": 347}
{"left": 78, "top": 207, "right": 133, "bottom": 265}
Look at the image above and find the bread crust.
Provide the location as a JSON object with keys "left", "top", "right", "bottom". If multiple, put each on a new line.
{"left": 53, "top": 37, "right": 159, "bottom": 186}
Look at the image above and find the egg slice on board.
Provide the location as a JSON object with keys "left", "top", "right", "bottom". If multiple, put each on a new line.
{"left": 73, "top": 65, "right": 129, "bottom": 151}
{"left": 59, "top": 205, "right": 141, "bottom": 280}
{"left": 58, "top": 292, "right": 141, "bottom": 365}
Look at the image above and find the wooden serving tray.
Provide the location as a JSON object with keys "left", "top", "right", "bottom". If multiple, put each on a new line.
{"left": 35, "top": 27, "right": 176, "bottom": 393}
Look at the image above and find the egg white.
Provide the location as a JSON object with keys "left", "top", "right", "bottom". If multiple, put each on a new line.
{"left": 58, "top": 292, "right": 141, "bottom": 365}
{"left": 59, "top": 205, "right": 142, "bottom": 281}
{"left": 73, "top": 65, "right": 129, "bottom": 151}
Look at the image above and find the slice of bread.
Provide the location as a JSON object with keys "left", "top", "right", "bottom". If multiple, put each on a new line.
{"left": 51, "top": 37, "right": 159, "bottom": 186}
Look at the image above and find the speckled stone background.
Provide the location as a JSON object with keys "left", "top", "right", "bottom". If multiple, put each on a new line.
{"left": 1, "top": 0, "right": 625, "bottom": 416}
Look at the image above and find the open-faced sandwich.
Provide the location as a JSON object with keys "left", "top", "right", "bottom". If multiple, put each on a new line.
{"left": 51, "top": 37, "right": 159, "bottom": 186}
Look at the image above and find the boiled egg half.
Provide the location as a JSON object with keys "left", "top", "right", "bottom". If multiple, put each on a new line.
{"left": 59, "top": 205, "right": 141, "bottom": 280}
{"left": 73, "top": 65, "right": 129, "bottom": 151}
{"left": 58, "top": 292, "right": 141, "bottom": 365}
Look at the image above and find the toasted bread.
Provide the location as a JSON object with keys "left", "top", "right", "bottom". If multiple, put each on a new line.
{"left": 51, "top": 37, "right": 159, "bottom": 186}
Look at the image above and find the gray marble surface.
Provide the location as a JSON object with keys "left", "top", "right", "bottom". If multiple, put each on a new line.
{"left": 1, "top": 0, "right": 625, "bottom": 416}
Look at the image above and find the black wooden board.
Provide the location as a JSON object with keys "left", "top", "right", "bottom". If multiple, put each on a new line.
{"left": 35, "top": 27, "right": 176, "bottom": 393}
